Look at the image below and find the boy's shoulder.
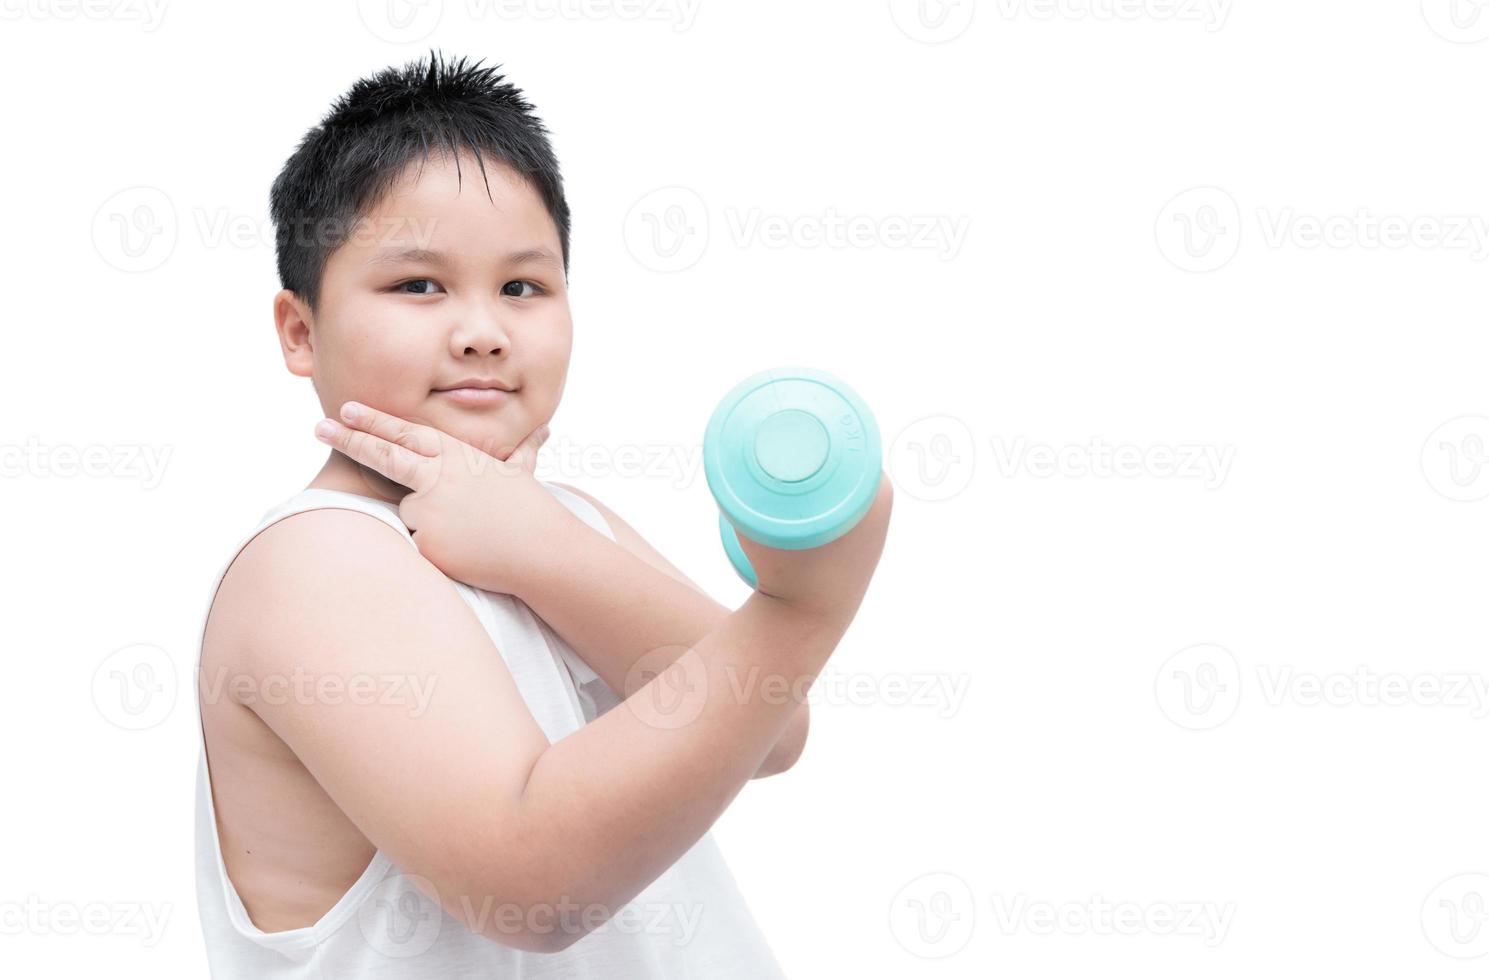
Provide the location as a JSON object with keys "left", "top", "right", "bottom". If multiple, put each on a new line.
{"left": 204, "top": 504, "right": 429, "bottom": 676}
{"left": 231, "top": 501, "right": 420, "bottom": 598}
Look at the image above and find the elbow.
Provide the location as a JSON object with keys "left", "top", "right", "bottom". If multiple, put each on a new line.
{"left": 479, "top": 926, "right": 565, "bottom": 955}
{"left": 467, "top": 883, "right": 594, "bottom": 954}
{"left": 507, "top": 880, "right": 627, "bottom": 953}
{"left": 495, "top": 923, "right": 583, "bottom": 956}
{"left": 755, "top": 703, "right": 810, "bottom": 779}
{"left": 432, "top": 801, "right": 605, "bottom": 953}
{"left": 450, "top": 858, "right": 598, "bottom": 953}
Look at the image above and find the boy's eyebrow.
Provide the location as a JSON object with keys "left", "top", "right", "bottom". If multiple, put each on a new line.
{"left": 367, "top": 246, "right": 561, "bottom": 270}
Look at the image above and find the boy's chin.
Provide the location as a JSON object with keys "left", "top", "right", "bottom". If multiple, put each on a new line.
{"left": 416, "top": 398, "right": 519, "bottom": 453}
{"left": 444, "top": 420, "right": 526, "bottom": 460}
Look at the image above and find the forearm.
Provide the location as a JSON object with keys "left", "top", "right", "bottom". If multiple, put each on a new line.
{"left": 524, "top": 512, "right": 722, "bottom": 693}
{"left": 501, "top": 591, "right": 842, "bottom": 948}
{"left": 522, "top": 510, "right": 808, "bottom": 776}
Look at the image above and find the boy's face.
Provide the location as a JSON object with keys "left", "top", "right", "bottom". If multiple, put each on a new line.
{"left": 279, "top": 150, "right": 570, "bottom": 468}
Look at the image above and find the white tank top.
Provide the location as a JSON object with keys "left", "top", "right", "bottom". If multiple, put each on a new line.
{"left": 193, "top": 482, "right": 788, "bottom": 978}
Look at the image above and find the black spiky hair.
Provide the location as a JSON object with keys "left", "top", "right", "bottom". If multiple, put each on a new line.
{"left": 269, "top": 49, "right": 570, "bottom": 313}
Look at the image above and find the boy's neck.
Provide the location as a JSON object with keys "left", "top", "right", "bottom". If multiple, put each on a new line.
{"left": 306, "top": 451, "right": 411, "bottom": 505}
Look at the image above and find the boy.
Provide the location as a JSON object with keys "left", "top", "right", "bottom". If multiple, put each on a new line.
{"left": 194, "top": 50, "right": 891, "bottom": 977}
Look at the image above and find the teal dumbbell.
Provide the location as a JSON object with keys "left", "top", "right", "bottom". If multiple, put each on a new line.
{"left": 703, "top": 366, "right": 883, "bottom": 589}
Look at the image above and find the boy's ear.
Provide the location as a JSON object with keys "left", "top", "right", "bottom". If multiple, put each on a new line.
{"left": 273, "top": 288, "right": 315, "bottom": 379}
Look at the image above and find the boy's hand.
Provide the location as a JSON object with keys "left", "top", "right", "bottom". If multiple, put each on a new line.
{"left": 735, "top": 472, "right": 894, "bottom": 627}
{"left": 314, "top": 402, "right": 570, "bottom": 596}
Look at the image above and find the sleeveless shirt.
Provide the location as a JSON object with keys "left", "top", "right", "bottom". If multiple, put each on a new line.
{"left": 192, "top": 482, "right": 788, "bottom": 978}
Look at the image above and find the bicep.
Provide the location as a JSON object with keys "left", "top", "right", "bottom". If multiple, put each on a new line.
{"left": 226, "top": 509, "right": 554, "bottom": 943}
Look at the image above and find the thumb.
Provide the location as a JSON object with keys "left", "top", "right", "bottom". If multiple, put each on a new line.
{"left": 509, "top": 423, "right": 551, "bottom": 475}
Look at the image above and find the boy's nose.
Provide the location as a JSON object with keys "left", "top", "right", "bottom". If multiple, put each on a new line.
{"left": 449, "top": 311, "right": 512, "bottom": 356}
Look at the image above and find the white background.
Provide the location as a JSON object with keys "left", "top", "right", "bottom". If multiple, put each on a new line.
{"left": 3, "top": 0, "right": 1487, "bottom": 976}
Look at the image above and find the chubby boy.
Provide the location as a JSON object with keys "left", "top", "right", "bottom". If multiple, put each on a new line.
{"left": 193, "top": 50, "right": 891, "bottom": 977}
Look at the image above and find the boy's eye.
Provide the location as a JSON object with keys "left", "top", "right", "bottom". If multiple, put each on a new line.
{"left": 502, "top": 280, "right": 543, "bottom": 299}
{"left": 392, "top": 279, "right": 542, "bottom": 297}
{"left": 394, "top": 278, "right": 443, "bottom": 295}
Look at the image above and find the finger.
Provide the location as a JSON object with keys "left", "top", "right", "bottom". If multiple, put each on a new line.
{"left": 510, "top": 424, "right": 550, "bottom": 475}
{"left": 495, "top": 423, "right": 547, "bottom": 471}
{"left": 315, "top": 417, "right": 436, "bottom": 493}
{"left": 337, "top": 401, "right": 443, "bottom": 457}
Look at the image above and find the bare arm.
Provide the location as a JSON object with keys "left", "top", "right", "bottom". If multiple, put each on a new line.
{"left": 228, "top": 504, "right": 876, "bottom": 953}
{"left": 524, "top": 482, "right": 808, "bottom": 778}
{"left": 510, "top": 589, "right": 842, "bottom": 947}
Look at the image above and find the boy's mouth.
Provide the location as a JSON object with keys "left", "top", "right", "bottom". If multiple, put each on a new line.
{"left": 433, "top": 386, "right": 518, "bottom": 407}
{"left": 432, "top": 376, "right": 519, "bottom": 408}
